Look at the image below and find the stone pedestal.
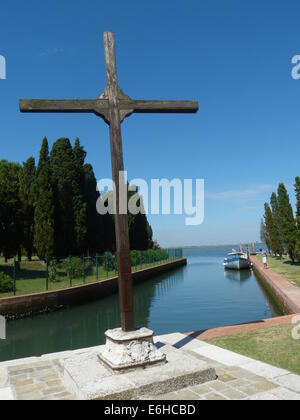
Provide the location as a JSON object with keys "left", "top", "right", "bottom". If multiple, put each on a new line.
{"left": 98, "top": 328, "right": 166, "bottom": 373}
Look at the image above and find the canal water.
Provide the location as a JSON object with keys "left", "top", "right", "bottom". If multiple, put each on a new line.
{"left": 0, "top": 246, "right": 281, "bottom": 362}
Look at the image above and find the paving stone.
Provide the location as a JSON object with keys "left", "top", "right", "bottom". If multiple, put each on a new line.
{"left": 51, "top": 391, "right": 76, "bottom": 400}
{"left": 239, "top": 361, "right": 289, "bottom": 379}
{"left": 18, "top": 392, "right": 43, "bottom": 401}
{"left": 42, "top": 386, "right": 66, "bottom": 396}
{"left": 207, "top": 381, "right": 229, "bottom": 392}
{"left": 228, "top": 378, "right": 251, "bottom": 388}
{"left": 192, "top": 345, "right": 254, "bottom": 367}
{"left": 0, "top": 369, "right": 8, "bottom": 388}
{"left": 0, "top": 387, "right": 14, "bottom": 400}
{"left": 220, "top": 388, "right": 247, "bottom": 400}
{"left": 153, "top": 392, "right": 179, "bottom": 400}
{"left": 10, "top": 378, "right": 34, "bottom": 387}
{"left": 203, "top": 392, "right": 227, "bottom": 401}
{"left": 270, "top": 387, "right": 300, "bottom": 400}
{"left": 189, "top": 384, "right": 211, "bottom": 396}
{"left": 274, "top": 374, "right": 300, "bottom": 393}
{"left": 250, "top": 380, "right": 278, "bottom": 393}
{"left": 239, "top": 384, "right": 266, "bottom": 397}
{"left": 218, "top": 374, "right": 237, "bottom": 383}
{"left": 173, "top": 389, "right": 200, "bottom": 400}
{"left": 250, "top": 392, "right": 280, "bottom": 401}
{"left": 8, "top": 368, "right": 34, "bottom": 376}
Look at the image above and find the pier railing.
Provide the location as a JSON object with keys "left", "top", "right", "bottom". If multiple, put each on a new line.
{"left": 0, "top": 249, "right": 183, "bottom": 298}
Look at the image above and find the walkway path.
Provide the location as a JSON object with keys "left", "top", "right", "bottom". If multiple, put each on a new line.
{"left": 1, "top": 332, "right": 300, "bottom": 400}
{"left": 152, "top": 333, "right": 300, "bottom": 400}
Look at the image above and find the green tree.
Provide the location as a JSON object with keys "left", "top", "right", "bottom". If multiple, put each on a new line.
{"left": 0, "top": 161, "right": 23, "bottom": 261}
{"left": 260, "top": 218, "right": 266, "bottom": 245}
{"left": 34, "top": 138, "right": 55, "bottom": 259}
{"left": 19, "top": 157, "right": 36, "bottom": 260}
{"left": 128, "top": 188, "right": 153, "bottom": 250}
{"left": 264, "top": 203, "right": 275, "bottom": 253}
{"left": 82, "top": 163, "right": 103, "bottom": 254}
{"left": 277, "top": 183, "right": 297, "bottom": 261}
{"left": 50, "top": 138, "right": 87, "bottom": 256}
{"left": 270, "top": 192, "right": 284, "bottom": 257}
{"left": 294, "top": 177, "right": 300, "bottom": 261}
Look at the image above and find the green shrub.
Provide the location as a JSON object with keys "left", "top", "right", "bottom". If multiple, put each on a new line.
{"left": 102, "top": 252, "right": 115, "bottom": 272}
{"left": 49, "top": 259, "right": 59, "bottom": 283}
{"left": 0, "top": 272, "right": 14, "bottom": 293}
{"left": 130, "top": 249, "right": 169, "bottom": 266}
{"left": 63, "top": 257, "right": 93, "bottom": 279}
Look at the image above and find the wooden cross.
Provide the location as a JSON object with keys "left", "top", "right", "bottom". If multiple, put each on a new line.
{"left": 20, "top": 32, "right": 198, "bottom": 332}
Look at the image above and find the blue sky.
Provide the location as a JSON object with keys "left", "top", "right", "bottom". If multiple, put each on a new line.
{"left": 0, "top": 0, "right": 300, "bottom": 247}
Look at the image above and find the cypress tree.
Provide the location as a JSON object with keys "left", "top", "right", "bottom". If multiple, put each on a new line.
{"left": 34, "top": 138, "right": 55, "bottom": 259}
{"left": 277, "top": 183, "right": 297, "bottom": 261}
{"left": 0, "top": 160, "right": 23, "bottom": 261}
{"left": 270, "top": 192, "right": 284, "bottom": 257}
{"left": 294, "top": 177, "right": 300, "bottom": 261}
{"left": 82, "top": 163, "right": 103, "bottom": 254}
{"left": 264, "top": 203, "right": 275, "bottom": 253}
{"left": 260, "top": 219, "right": 267, "bottom": 245}
{"left": 19, "top": 157, "right": 36, "bottom": 261}
{"left": 50, "top": 138, "right": 87, "bottom": 256}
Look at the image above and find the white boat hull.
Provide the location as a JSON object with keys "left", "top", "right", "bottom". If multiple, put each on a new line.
{"left": 223, "top": 257, "right": 251, "bottom": 270}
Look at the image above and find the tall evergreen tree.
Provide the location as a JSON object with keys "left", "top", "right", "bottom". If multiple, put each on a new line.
{"left": 82, "top": 163, "right": 103, "bottom": 254}
{"left": 34, "top": 138, "right": 55, "bottom": 259}
{"left": 277, "top": 183, "right": 297, "bottom": 261}
{"left": 19, "top": 157, "right": 36, "bottom": 260}
{"left": 260, "top": 219, "right": 267, "bottom": 245}
{"left": 264, "top": 203, "right": 275, "bottom": 253}
{"left": 294, "top": 177, "right": 300, "bottom": 261}
{"left": 0, "top": 160, "right": 23, "bottom": 261}
{"left": 270, "top": 192, "right": 284, "bottom": 256}
{"left": 50, "top": 138, "right": 87, "bottom": 256}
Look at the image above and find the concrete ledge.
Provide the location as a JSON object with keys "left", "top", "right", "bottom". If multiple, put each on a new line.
{"left": 251, "top": 257, "right": 300, "bottom": 314}
{"left": 0, "top": 258, "right": 187, "bottom": 320}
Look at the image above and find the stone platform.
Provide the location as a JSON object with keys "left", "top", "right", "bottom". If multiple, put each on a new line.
{"left": 62, "top": 343, "right": 216, "bottom": 400}
{"left": 1, "top": 332, "right": 300, "bottom": 400}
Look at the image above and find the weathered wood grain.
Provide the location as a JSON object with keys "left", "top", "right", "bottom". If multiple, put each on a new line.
{"left": 104, "top": 32, "right": 135, "bottom": 332}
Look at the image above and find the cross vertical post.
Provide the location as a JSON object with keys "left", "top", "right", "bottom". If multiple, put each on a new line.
{"left": 104, "top": 32, "right": 135, "bottom": 332}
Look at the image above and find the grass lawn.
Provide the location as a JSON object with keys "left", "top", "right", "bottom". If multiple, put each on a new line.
{"left": 256, "top": 255, "right": 300, "bottom": 288}
{"left": 0, "top": 256, "right": 172, "bottom": 298}
{"left": 207, "top": 324, "right": 300, "bottom": 375}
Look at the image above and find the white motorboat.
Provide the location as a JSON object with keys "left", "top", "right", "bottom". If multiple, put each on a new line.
{"left": 223, "top": 250, "right": 252, "bottom": 270}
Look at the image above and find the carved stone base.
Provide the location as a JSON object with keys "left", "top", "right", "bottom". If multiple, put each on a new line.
{"left": 98, "top": 328, "right": 166, "bottom": 373}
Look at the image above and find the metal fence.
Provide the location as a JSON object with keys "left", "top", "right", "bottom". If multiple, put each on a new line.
{"left": 0, "top": 249, "right": 183, "bottom": 297}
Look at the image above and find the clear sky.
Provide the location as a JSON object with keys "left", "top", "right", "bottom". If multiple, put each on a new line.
{"left": 1, "top": 0, "right": 300, "bottom": 247}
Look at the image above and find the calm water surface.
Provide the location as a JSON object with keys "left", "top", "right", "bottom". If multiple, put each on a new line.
{"left": 0, "top": 246, "right": 281, "bottom": 362}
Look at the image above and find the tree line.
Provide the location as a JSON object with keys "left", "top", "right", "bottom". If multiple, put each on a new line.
{"left": 0, "top": 137, "right": 153, "bottom": 261}
{"left": 261, "top": 178, "right": 300, "bottom": 262}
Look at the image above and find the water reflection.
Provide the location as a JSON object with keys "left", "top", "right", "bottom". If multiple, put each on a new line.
{"left": 224, "top": 269, "right": 252, "bottom": 284}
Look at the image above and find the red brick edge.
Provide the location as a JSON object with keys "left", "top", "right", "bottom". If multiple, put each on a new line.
{"left": 251, "top": 256, "right": 300, "bottom": 314}
{"left": 186, "top": 314, "right": 298, "bottom": 340}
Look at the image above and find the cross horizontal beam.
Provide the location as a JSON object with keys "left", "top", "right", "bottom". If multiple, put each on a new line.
{"left": 19, "top": 99, "right": 199, "bottom": 123}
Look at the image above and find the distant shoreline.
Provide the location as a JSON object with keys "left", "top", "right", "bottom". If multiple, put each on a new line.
{"left": 179, "top": 243, "right": 262, "bottom": 250}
